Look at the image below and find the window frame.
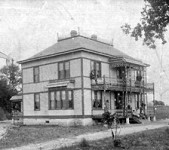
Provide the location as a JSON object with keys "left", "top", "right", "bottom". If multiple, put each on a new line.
{"left": 34, "top": 93, "right": 40, "bottom": 111}
{"left": 48, "top": 88, "right": 74, "bottom": 110}
{"left": 116, "top": 67, "right": 125, "bottom": 79}
{"left": 49, "top": 91, "right": 55, "bottom": 110}
{"left": 33, "top": 66, "right": 40, "bottom": 83}
{"left": 91, "top": 61, "right": 101, "bottom": 78}
{"left": 93, "top": 91, "right": 102, "bottom": 109}
{"left": 58, "top": 61, "right": 70, "bottom": 80}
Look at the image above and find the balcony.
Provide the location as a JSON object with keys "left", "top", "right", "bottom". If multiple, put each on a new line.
{"left": 91, "top": 77, "right": 154, "bottom": 93}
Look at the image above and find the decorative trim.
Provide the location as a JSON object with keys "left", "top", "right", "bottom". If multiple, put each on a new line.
{"left": 23, "top": 77, "right": 78, "bottom": 85}
{"left": 46, "top": 81, "right": 69, "bottom": 88}
{"left": 22, "top": 88, "right": 89, "bottom": 95}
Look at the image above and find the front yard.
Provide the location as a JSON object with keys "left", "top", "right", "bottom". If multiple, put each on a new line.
{"left": 58, "top": 127, "right": 169, "bottom": 150}
{"left": 0, "top": 124, "right": 107, "bottom": 149}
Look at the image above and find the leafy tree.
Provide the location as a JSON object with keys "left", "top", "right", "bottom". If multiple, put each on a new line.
{"left": 0, "top": 78, "right": 17, "bottom": 113}
{"left": 0, "top": 63, "right": 22, "bottom": 92}
{"left": 154, "top": 100, "right": 165, "bottom": 106}
{"left": 121, "top": 0, "right": 169, "bottom": 49}
{"left": 0, "top": 64, "right": 21, "bottom": 116}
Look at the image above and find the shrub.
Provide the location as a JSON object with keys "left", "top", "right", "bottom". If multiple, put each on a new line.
{"left": 113, "top": 139, "right": 122, "bottom": 147}
{"left": 79, "top": 138, "right": 90, "bottom": 148}
{"left": 165, "top": 128, "right": 169, "bottom": 135}
{"left": 0, "top": 107, "right": 6, "bottom": 121}
{"left": 0, "top": 107, "right": 12, "bottom": 120}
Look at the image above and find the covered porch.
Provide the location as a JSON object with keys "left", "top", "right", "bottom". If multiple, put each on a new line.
{"left": 91, "top": 56, "right": 155, "bottom": 123}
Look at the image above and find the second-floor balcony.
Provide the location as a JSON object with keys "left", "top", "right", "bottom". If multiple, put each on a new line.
{"left": 91, "top": 77, "right": 154, "bottom": 93}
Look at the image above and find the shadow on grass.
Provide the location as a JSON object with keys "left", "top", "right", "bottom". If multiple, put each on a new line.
{"left": 57, "top": 127, "right": 169, "bottom": 150}
{"left": 0, "top": 124, "right": 107, "bottom": 149}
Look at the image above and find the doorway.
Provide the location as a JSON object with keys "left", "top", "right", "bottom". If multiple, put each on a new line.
{"left": 115, "top": 92, "right": 123, "bottom": 109}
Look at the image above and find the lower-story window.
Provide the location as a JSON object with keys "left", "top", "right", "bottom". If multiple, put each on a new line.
{"left": 49, "top": 89, "right": 73, "bottom": 110}
{"left": 93, "top": 91, "right": 102, "bottom": 109}
{"left": 34, "top": 93, "right": 40, "bottom": 111}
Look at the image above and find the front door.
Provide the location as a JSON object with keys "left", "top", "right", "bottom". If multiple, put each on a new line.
{"left": 104, "top": 92, "right": 111, "bottom": 111}
{"left": 115, "top": 92, "right": 123, "bottom": 109}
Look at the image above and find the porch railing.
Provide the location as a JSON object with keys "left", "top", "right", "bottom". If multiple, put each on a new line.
{"left": 92, "top": 109, "right": 133, "bottom": 118}
{"left": 91, "top": 77, "right": 154, "bottom": 91}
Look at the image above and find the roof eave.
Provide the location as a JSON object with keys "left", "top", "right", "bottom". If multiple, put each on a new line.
{"left": 18, "top": 48, "right": 115, "bottom": 64}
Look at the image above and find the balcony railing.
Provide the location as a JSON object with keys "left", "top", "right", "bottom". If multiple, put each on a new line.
{"left": 91, "top": 77, "right": 154, "bottom": 92}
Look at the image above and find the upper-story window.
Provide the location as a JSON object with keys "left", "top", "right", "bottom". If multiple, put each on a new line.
{"left": 117, "top": 67, "right": 125, "bottom": 79}
{"left": 58, "top": 61, "right": 70, "bottom": 79}
{"left": 91, "top": 61, "right": 101, "bottom": 78}
{"left": 136, "top": 70, "right": 142, "bottom": 81}
{"left": 34, "top": 93, "right": 40, "bottom": 111}
{"left": 33, "top": 66, "right": 39, "bottom": 83}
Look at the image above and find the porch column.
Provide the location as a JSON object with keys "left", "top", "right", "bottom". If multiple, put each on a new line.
{"left": 122, "top": 91, "right": 125, "bottom": 116}
{"left": 126, "top": 117, "right": 130, "bottom": 124}
{"left": 21, "top": 101, "right": 23, "bottom": 113}
{"left": 146, "top": 93, "right": 148, "bottom": 115}
{"left": 123, "top": 65, "right": 127, "bottom": 117}
{"left": 153, "top": 83, "right": 156, "bottom": 121}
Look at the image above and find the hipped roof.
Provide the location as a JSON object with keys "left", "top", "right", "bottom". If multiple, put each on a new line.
{"left": 18, "top": 35, "right": 148, "bottom": 67}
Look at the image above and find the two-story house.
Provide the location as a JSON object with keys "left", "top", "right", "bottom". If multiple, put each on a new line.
{"left": 18, "top": 30, "right": 154, "bottom": 126}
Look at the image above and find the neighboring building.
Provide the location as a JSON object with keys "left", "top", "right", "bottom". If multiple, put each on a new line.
{"left": 18, "top": 30, "right": 154, "bottom": 126}
{"left": 10, "top": 92, "right": 22, "bottom": 112}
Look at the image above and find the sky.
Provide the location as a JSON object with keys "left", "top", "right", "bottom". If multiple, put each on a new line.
{"left": 0, "top": 0, "right": 169, "bottom": 105}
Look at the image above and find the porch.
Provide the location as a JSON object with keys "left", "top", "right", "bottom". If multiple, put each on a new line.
{"left": 92, "top": 109, "right": 133, "bottom": 118}
{"left": 91, "top": 76, "right": 154, "bottom": 93}
{"left": 92, "top": 109, "right": 142, "bottom": 124}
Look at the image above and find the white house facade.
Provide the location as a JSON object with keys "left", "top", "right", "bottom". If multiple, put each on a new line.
{"left": 18, "top": 30, "right": 154, "bottom": 126}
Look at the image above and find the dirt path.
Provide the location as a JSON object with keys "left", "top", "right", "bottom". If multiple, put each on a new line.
{"left": 4, "top": 119, "right": 169, "bottom": 150}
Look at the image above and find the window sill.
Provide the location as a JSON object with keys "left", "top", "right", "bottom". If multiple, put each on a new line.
{"left": 34, "top": 81, "right": 40, "bottom": 83}
{"left": 34, "top": 109, "right": 40, "bottom": 111}
{"left": 93, "top": 108, "right": 103, "bottom": 110}
{"left": 48, "top": 108, "right": 74, "bottom": 110}
{"left": 49, "top": 78, "right": 75, "bottom": 84}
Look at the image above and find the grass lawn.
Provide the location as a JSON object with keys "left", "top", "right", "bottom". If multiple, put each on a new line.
{"left": 58, "top": 127, "right": 169, "bottom": 150}
{"left": 0, "top": 124, "right": 107, "bottom": 149}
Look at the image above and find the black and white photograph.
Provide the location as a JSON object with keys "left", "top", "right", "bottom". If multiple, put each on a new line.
{"left": 0, "top": 0, "right": 169, "bottom": 149}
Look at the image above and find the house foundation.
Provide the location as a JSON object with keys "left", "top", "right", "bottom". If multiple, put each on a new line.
{"left": 23, "top": 118, "right": 94, "bottom": 126}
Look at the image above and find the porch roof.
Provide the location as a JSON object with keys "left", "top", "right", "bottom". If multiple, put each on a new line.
{"left": 10, "top": 94, "right": 22, "bottom": 102}
{"left": 109, "top": 56, "right": 149, "bottom": 68}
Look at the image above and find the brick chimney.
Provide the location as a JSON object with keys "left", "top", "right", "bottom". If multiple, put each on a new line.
{"left": 91, "top": 34, "right": 97, "bottom": 41}
{"left": 70, "top": 30, "right": 78, "bottom": 37}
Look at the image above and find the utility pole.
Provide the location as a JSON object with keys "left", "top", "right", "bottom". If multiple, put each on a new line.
{"left": 153, "top": 83, "right": 156, "bottom": 121}
{"left": 103, "top": 75, "right": 107, "bottom": 112}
